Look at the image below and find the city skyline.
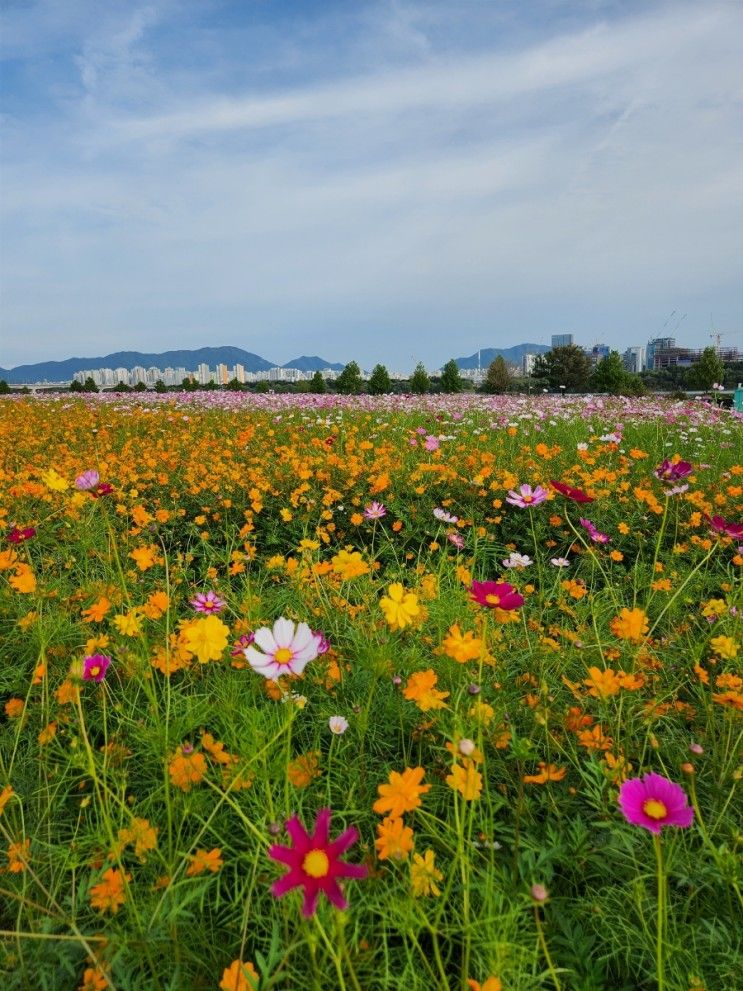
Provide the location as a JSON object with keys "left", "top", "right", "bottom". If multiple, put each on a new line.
{"left": 2, "top": 2, "right": 742, "bottom": 368}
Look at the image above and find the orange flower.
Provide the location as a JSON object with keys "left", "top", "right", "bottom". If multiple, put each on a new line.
{"left": 79, "top": 966, "right": 109, "bottom": 991}
{"left": 561, "top": 578, "right": 587, "bottom": 600}
{"left": 577, "top": 725, "right": 613, "bottom": 751}
{"left": 38, "top": 722, "right": 57, "bottom": 745}
{"left": 141, "top": 591, "right": 169, "bottom": 619}
{"left": 56, "top": 680, "right": 79, "bottom": 705}
{"left": 467, "top": 979, "right": 502, "bottom": 991}
{"left": 82, "top": 597, "right": 111, "bottom": 623}
{"left": 4, "top": 698, "right": 24, "bottom": 719}
{"left": 584, "top": 666, "right": 621, "bottom": 699}
{"left": 712, "top": 690, "right": 743, "bottom": 711}
{"left": 523, "top": 762, "right": 566, "bottom": 784}
{"left": 118, "top": 817, "right": 158, "bottom": 862}
{"left": 186, "top": 847, "right": 224, "bottom": 876}
{"left": 403, "top": 669, "right": 449, "bottom": 711}
{"left": 440, "top": 624, "right": 484, "bottom": 663}
{"left": 6, "top": 838, "right": 30, "bottom": 872}
{"left": 168, "top": 748, "right": 207, "bottom": 791}
{"left": 0, "top": 785, "right": 14, "bottom": 816}
{"left": 219, "top": 960, "right": 259, "bottom": 991}
{"left": 287, "top": 751, "right": 321, "bottom": 788}
{"left": 90, "top": 867, "right": 130, "bottom": 914}
{"left": 373, "top": 767, "right": 430, "bottom": 817}
{"left": 128, "top": 544, "right": 160, "bottom": 571}
{"left": 446, "top": 760, "right": 482, "bottom": 800}
{"left": 375, "top": 817, "right": 415, "bottom": 861}
{"left": 9, "top": 564, "right": 36, "bottom": 594}
{"left": 610, "top": 607, "right": 649, "bottom": 643}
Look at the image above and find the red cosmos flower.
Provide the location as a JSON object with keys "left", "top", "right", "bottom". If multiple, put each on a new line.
{"left": 704, "top": 513, "right": 743, "bottom": 539}
{"left": 268, "top": 808, "right": 367, "bottom": 917}
{"left": 469, "top": 581, "right": 524, "bottom": 610}
{"left": 550, "top": 481, "right": 594, "bottom": 503}
{"left": 90, "top": 483, "right": 115, "bottom": 499}
{"left": 7, "top": 526, "right": 36, "bottom": 544}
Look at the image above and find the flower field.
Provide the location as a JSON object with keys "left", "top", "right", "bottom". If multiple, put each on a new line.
{"left": 0, "top": 392, "right": 741, "bottom": 991}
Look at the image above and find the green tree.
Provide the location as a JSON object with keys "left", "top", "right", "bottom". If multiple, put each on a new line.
{"left": 225, "top": 377, "right": 243, "bottom": 391}
{"left": 533, "top": 345, "right": 592, "bottom": 393}
{"left": 308, "top": 370, "right": 327, "bottom": 394}
{"left": 0, "top": 380, "right": 10, "bottom": 394}
{"left": 70, "top": 380, "right": 84, "bottom": 392}
{"left": 590, "top": 351, "right": 630, "bottom": 395}
{"left": 688, "top": 347, "right": 725, "bottom": 390}
{"left": 368, "top": 364, "right": 392, "bottom": 395}
{"left": 133, "top": 381, "right": 148, "bottom": 392}
{"left": 114, "top": 380, "right": 131, "bottom": 392}
{"left": 255, "top": 381, "right": 270, "bottom": 393}
{"left": 483, "top": 356, "right": 511, "bottom": 394}
{"left": 335, "top": 361, "right": 364, "bottom": 395}
{"left": 409, "top": 362, "right": 430, "bottom": 395}
{"left": 83, "top": 376, "right": 99, "bottom": 393}
{"left": 154, "top": 379, "right": 168, "bottom": 393}
{"left": 440, "top": 359, "right": 463, "bottom": 393}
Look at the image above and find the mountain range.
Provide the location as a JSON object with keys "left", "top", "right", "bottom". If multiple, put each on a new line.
{"left": 0, "top": 343, "right": 551, "bottom": 384}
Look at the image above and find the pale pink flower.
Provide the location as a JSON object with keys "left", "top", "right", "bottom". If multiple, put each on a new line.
{"left": 505, "top": 484, "right": 548, "bottom": 508}
{"left": 244, "top": 618, "right": 322, "bottom": 680}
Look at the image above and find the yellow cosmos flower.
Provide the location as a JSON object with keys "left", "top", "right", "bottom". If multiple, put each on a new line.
{"left": 183, "top": 615, "right": 229, "bottom": 663}
{"left": 410, "top": 849, "right": 443, "bottom": 897}
{"left": 380, "top": 583, "right": 420, "bottom": 630}
{"left": 710, "top": 635, "right": 739, "bottom": 660}
{"left": 41, "top": 468, "right": 69, "bottom": 491}
{"left": 331, "top": 549, "right": 370, "bottom": 580}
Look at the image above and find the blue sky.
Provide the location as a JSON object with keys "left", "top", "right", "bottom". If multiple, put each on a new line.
{"left": 2, "top": 0, "right": 742, "bottom": 370}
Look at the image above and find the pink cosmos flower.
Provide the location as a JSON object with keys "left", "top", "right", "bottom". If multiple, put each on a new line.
{"left": 424, "top": 435, "right": 440, "bottom": 452}
{"left": 268, "top": 807, "right": 367, "bottom": 916}
{"left": 231, "top": 633, "right": 255, "bottom": 656}
{"left": 363, "top": 501, "right": 387, "bottom": 520}
{"left": 82, "top": 654, "right": 111, "bottom": 683}
{"left": 704, "top": 513, "right": 743, "bottom": 539}
{"left": 618, "top": 772, "right": 694, "bottom": 834}
{"left": 448, "top": 532, "right": 465, "bottom": 549}
{"left": 190, "top": 590, "right": 226, "bottom": 614}
{"left": 244, "top": 618, "right": 322, "bottom": 679}
{"left": 469, "top": 581, "right": 524, "bottom": 611}
{"left": 75, "top": 469, "right": 100, "bottom": 491}
{"left": 579, "top": 518, "right": 610, "bottom": 543}
{"left": 550, "top": 480, "right": 594, "bottom": 503}
{"left": 313, "top": 631, "right": 330, "bottom": 655}
{"left": 7, "top": 526, "right": 36, "bottom": 544}
{"left": 654, "top": 459, "right": 693, "bottom": 483}
{"left": 505, "top": 484, "right": 548, "bottom": 508}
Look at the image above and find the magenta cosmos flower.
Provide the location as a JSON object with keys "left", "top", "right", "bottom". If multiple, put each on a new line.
{"left": 704, "top": 513, "right": 743, "bottom": 539}
{"left": 7, "top": 526, "right": 36, "bottom": 544}
{"left": 654, "top": 459, "right": 693, "bottom": 483}
{"left": 550, "top": 480, "right": 594, "bottom": 503}
{"left": 190, "top": 590, "right": 226, "bottom": 614}
{"left": 618, "top": 773, "right": 694, "bottom": 834}
{"left": 579, "top": 518, "right": 611, "bottom": 543}
{"left": 363, "top": 501, "right": 386, "bottom": 520}
{"left": 75, "top": 469, "right": 100, "bottom": 491}
{"left": 82, "top": 654, "right": 111, "bottom": 683}
{"left": 505, "top": 484, "right": 549, "bottom": 508}
{"left": 244, "top": 618, "right": 322, "bottom": 679}
{"left": 90, "top": 482, "right": 114, "bottom": 498}
{"left": 469, "top": 581, "right": 524, "bottom": 611}
{"left": 268, "top": 807, "right": 367, "bottom": 916}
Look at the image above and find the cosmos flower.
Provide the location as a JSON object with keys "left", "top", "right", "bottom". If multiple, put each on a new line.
{"left": 328, "top": 716, "right": 349, "bottom": 735}
{"left": 424, "top": 435, "right": 440, "bottom": 452}
{"left": 618, "top": 773, "right": 694, "bottom": 834}
{"left": 501, "top": 552, "right": 533, "bottom": 569}
{"left": 75, "top": 469, "right": 100, "bottom": 490}
{"left": 7, "top": 526, "right": 36, "bottom": 544}
{"left": 90, "top": 483, "right": 115, "bottom": 498}
{"left": 505, "top": 484, "right": 548, "bottom": 508}
{"left": 244, "top": 618, "right": 322, "bottom": 679}
{"left": 363, "top": 501, "right": 386, "bottom": 520}
{"left": 268, "top": 807, "right": 367, "bottom": 916}
{"left": 550, "top": 557, "right": 571, "bottom": 567}
{"left": 579, "top": 518, "right": 611, "bottom": 543}
{"left": 189, "top": 590, "right": 226, "bottom": 614}
{"left": 469, "top": 581, "right": 524, "bottom": 610}
{"left": 550, "top": 480, "right": 594, "bottom": 503}
{"left": 82, "top": 654, "right": 112, "bottom": 682}
{"left": 448, "top": 532, "right": 465, "bottom": 549}
{"left": 433, "top": 507, "right": 458, "bottom": 524}
{"left": 704, "top": 514, "right": 743, "bottom": 539}
{"left": 654, "top": 459, "right": 693, "bottom": 482}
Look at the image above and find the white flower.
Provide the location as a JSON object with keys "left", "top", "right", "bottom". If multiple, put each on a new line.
{"left": 550, "top": 557, "right": 571, "bottom": 568}
{"left": 328, "top": 716, "right": 349, "bottom": 735}
{"left": 577, "top": 442, "right": 588, "bottom": 451}
{"left": 244, "top": 618, "right": 321, "bottom": 680}
{"left": 433, "top": 507, "right": 458, "bottom": 524}
{"left": 502, "top": 552, "right": 533, "bottom": 569}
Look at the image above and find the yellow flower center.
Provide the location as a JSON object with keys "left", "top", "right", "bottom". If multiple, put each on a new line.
{"left": 302, "top": 849, "right": 330, "bottom": 878}
{"left": 643, "top": 799, "right": 667, "bottom": 820}
{"left": 274, "top": 647, "right": 293, "bottom": 665}
{"left": 523, "top": 495, "right": 533, "bottom": 503}
{"left": 485, "top": 594, "right": 500, "bottom": 606}
{"left": 89, "top": 666, "right": 100, "bottom": 678}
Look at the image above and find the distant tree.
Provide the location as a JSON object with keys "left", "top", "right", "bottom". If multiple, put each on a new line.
{"left": 688, "top": 347, "right": 725, "bottom": 390}
{"left": 255, "top": 381, "right": 270, "bottom": 393}
{"left": 133, "top": 381, "right": 148, "bottom": 392}
{"left": 70, "top": 380, "right": 84, "bottom": 392}
{"left": 225, "top": 377, "right": 243, "bottom": 391}
{"left": 20, "top": 386, "right": 30, "bottom": 395}
{"left": 440, "top": 359, "right": 464, "bottom": 394}
{"left": 0, "top": 380, "right": 10, "bottom": 394}
{"left": 154, "top": 379, "right": 167, "bottom": 393}
{"left": 368, "top": 363, "right": 392, "bottom": 395}
{"left": 83, "top": 377, "right": 99, "bottom": 393}
{"left": 335, "top": 361, "right": 364, "bottom": 395}
{"left": 308, "top": 370, "right": 327, "bottom": 394}
{"left": 590, "top": 351, "right": 630, "bottom": 395}
{"left": 533, "top": 345, "right": 592, "bottom": 393}
{"left": 409, "top": 363, "right": 430, "bottom": 395}
{"left": 483, "top": 356, "right": 511, "bottom": 394}
{"left": 114, "top": 380, "right": 131, "bottom": 392}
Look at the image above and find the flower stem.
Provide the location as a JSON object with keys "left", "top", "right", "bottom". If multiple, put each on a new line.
{"left": 534, "top": 905, "right": 561, "bottom": 990}
{"left": 653, "top": 832, "right": 665, "bottom": 991}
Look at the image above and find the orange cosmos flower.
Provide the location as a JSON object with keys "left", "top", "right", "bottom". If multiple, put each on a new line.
{"left": 403, "top": 670, "right": 449, "bottom": 711}
{"left": 375, "top": 817, "right": 415, "bottom": 861}
{"left": 186, "top": 847, "right": 224, "bottom": 876}
{"left": 90, "top": 867, "right": 130, "bottom": 914}
{"left": 168, "top": 747, "right": 207, "bottom": 792}
{"left": 219, "top": 960, "right": 259, "bottom": 991}
{"left": 373, "top": 767, "right": 430, "bottom": 817}
{"left": 609, "top": 607, "right": 649, "bottom": 643}
{"left": 523, "top": 762, "right": 566, "bottom": 784}
{"left": 584, "top": 666, "right": 621, "bottom": 699}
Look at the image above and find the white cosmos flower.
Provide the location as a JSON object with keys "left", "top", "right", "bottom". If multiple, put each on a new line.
{"left": 244, "top": 618, "right": 321, "bottom": 680}
{"left": 502, "top": 552, "right": 533, "bottom": 569}
{"left": 550, "top": 557, "right": 571, "bottom": 568}
{"left": 328, "top": 716, "right": 349, "bottom": 735}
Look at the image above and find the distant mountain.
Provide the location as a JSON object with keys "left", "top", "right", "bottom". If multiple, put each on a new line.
{"left": 282, "top": 355, "right": 345, "bottom": 372}
{"left": 0, "top": 347, "right": 280, "bottom": 384}
{"left": 455, "top": 343, "right": 551, "bottom": 370}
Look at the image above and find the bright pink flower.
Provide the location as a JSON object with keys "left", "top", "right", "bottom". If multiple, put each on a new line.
{"left": 550, "top": 480, "right": 594, "bottom": 503}
{"left": 313, "top": 631, "right": 330, "bottom": 655}
{"left": 579, "top": 518, "right": 610, "bottom": 543}
{"left": 363, "top": 501, "right": 386, "bottom": 520}
{"left": 82, "top": 654, "right": 111, "bottom": 683}
{"left": 704, "top": 513, "right": 743, "bottom": 539}
{"left": 654, "top": 459, "right": 693, "bottom": 482}
{"left": 231, "top": 633, "right": 255, "bottom": 657}
{"left": 424, "top": 435, "right": 440, "bottom": 452}
{"left": 90, "top": 483, "right": 114, "bottom": 499}
{"left": 268, "top": 807, "right": 367, "bottom": 916}
{"left": 469, "top": 580, "right": 524, "bottom": 611}
{"left": 7, "top": 526, "right": 36, "bottom": 544}
{"left": 505, "top": 484, "right": 548, "bottom": 508}
{"left": 190, "top": 590, "right": 226, "bottom": 614}
{"left": 618, "top": 773, "right": 694, "bottom": 834}
{"left": 244, "top": 618, "right": 322, "bottom": 679}
{"left": 75, "top": 469, "right": 100, "bottom": 491}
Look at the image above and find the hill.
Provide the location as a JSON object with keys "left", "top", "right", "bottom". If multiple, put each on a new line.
{"left": 454, "top": 344, "right": 551, "bottom": 370}
{"left": 282, "top": 356, "right": 345, "bottom": 371}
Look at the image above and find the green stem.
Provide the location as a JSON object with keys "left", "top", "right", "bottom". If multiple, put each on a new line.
{"left": 534, "top": 905, "right": 562, "bottom": 990}
{"left": 653, "top": 833, "right": 665, "bottom": 991}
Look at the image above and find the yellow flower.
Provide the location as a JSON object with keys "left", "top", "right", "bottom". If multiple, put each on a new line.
{"left": 410, "top": 849, "right": 443, "bottom": 896}
{"left": 710, "top": 635, "right": 739, "bottom": 660}
{"left": 380, "top": 583, "right": 420, "bottom": 630}
{"left": 584, "top": 666, "right": 621, "bottom": 699}
{"left": 112, "top": 610, "right": 144, "bottom": 637}
{"left": 41, "top": 468, "right": 69, "bottom": 491}
{"left": 446, "top": 759, "right": 482, "bottom": 800}
{"left": 330, "top": 549, "right": 370, "bottom": 580}
{"left": 183, "top": 615, "right": 229, "bottom": 663}
{"left": 9, "top": 565, "right": 36, "bottom": 594}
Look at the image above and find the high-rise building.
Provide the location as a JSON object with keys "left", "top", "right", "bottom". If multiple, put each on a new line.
{"left": 646, "top": 338, "right": 675, "bottom": 370}
{"left": 198, "top": 363, "right": 211, "bottom": 385}
{"left": 232, "top": 364, "right": 245, "bottom": 383}
{"left": 623, "top": 347, "right": 646, "bottom": 373}
{"left": 551, "top": 334, "right": 574, "bottom": 348}
{"left": 522, "top": 354, "right": 537, "bottom": 375}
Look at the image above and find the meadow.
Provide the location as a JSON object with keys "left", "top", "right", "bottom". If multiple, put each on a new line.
{"left": 0, "top": 392, "right": 741, "bottom": 991}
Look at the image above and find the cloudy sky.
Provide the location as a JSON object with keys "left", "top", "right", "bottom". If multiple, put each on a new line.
{"left": 2, "top": 0, "right": 742, "bottom": 370}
